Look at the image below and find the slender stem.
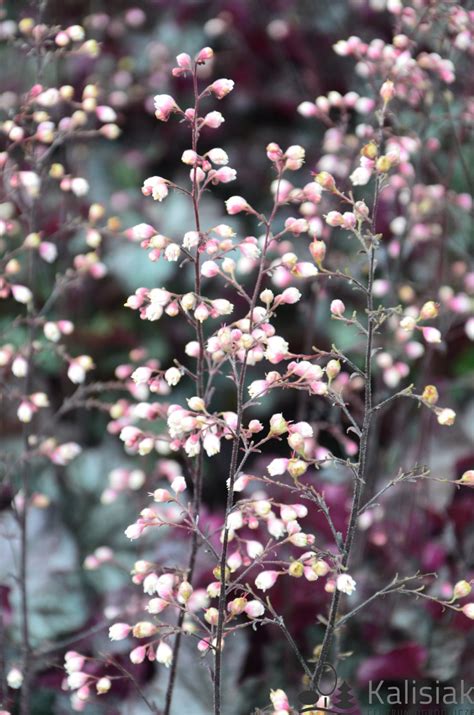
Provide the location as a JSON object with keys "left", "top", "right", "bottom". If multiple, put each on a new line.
{"left": 163, "top": 65, "right": 205, "bottom": 715}
{"left": 108, "top": 658, "right": 159, "bottom": 713}
{"left": 213, "top": 184, "right": 283, "bottom": 715}
{"left": 310, "top": 159, "right": 381, "bottom": 686}
{"left": 310, "top": 243, "right": 376, "bottom": 689}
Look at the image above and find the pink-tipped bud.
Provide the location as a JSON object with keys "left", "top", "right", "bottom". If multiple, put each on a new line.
{"left": 245, "top": 600, "right": 265, "bottom": 618}
{"left": 154, "top": 94, "right": 178, "bottom": 122}
{"left": 314, "top": 171, "right": 336, "bottom": 190}
{"left": 325, "top": 211, "right": 344, "bottom": 227}
{"left": 462, "top": 603, "right": 474, "bottom": 619}
{"left": 109, "top": 623, "right": 131, "bottom": 641}
{"left": 255, "top": 570, "right": 279, "bottom": 592}
{"left": 210, "top": 78, "right": 234, "bottom": 99}
{"left": 266, "top": 142, "right": 283, "bottom": 162}
{"left": 380, "top": 80, "right": 395, "bottom": 103}
{"left": 196, "top": 46, "right": 214, "bottom": 63}
{"left": 225, "top": 196, "right": 250, "bottom": 215}
{"left": 280, "top": 287, "right": 302, "bottom": 304}
{"left": 153, "top": 489, "right": 172, "bottom": 503}
{"left": 309, "top": 240, "right": 326, "bottom": 265}
{"left": 176, "top": 52, "right": 192, "bottom": 69}
{"left": 202, "top": 111, "right": 225, "bottom": 128}
{"left": 330, "top": 299, "right": 345, "bottom": 316}
{"left": 421, "top": 326, "right": 442, "bottom": 344}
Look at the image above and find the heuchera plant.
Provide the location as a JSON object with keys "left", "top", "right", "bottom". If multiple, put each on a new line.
{"left": 0, "top": 9, "right": 121, "bottom": 715}
{"left": 62, "top": 8, "right": 472, "bottom": 712}
{"left": 0, "top": 1, "right": 473, "bottom": 714}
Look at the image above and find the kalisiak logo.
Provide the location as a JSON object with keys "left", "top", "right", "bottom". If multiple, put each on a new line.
{"left": 298, "top": 679, "right": 358, "bottom": 714}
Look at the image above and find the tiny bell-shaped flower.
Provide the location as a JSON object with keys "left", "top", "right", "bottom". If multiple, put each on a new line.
{"left": 156, "top": 640, "right": 173, "bottom": 667}
{"left": 326, "top": 359, "right": 341, "bottom": 381}
{"left": 196, "top": 46, "right": 214, "bottom": 63}
{"left": 310, "top": 240, "right": 326, "bottom": 265}
{"left": 453, "top": 580, "right": 472, "bottom": 600}
{"left": 462, "top": 603, "right": 474, "bottom": 620}
{"left": 288, "top": 561, "right": 304, "bottom": 578}
{"left": 6, "top": 668, "right": 23, "bottom": 690}
{"left": 108, "top": 623, "right": 131, "bottom": 641}
{"left": 314, "top": 171, "right": 336, "bottom": 191}
{"left": 210, "top": 78, "right": 234, "bottom": 99}
{"left": 421, "top": 385, "right": 439, "bottom": 405}
{"left": 255, "top": 570, "right": 279, "bottom": 592}
{"left": 269, "top": 413, "right": 288, "bottom": 435}
{"left": 380, "top": 79, "right": 395, "bottom": 104}
{"left": 245, "top": 600, "right": 265, "bottom": 618}
{"left": 460, "top": 470, "right": 474, "bottom": 486}
{"left": 154, "top": 94, "right": 178, "bottom": 121}
{"left": 420, "top": 300, "right": 439, "bottom": 320}
{"left": 436, "top": 408, "right": 456, "bottom": 426}
{"left": 336, "top": 573, "right": 357, "bottom": 595}
{"left": 225, "top": 195, "right": 250, "bottom": 215}
{"left": 96, "top": 677, "right": 112, "bottom": 695}
{"left": 330, "top": 299, "right": 345, "bottom": 316}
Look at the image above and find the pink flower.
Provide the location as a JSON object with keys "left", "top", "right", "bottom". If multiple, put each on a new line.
{"left": 280, "top": 287, "right": 301, "bottom": 304}
{"left": 341, "top": 212, "right": 356, "bottom": 229}
{"left": 297, "top": 101, "right": 318, "bottom": 117}
{"left": 154, "top": 94, "right": 178, "bottom": 121}
{"left": 126, "top": 223, "right": 156, "bottom": 241}
{"left": 270, "top": 689, "right": 290, "bottom": 711}
{"left": 284, "top": 144, "right": 305, "bottom": 170}
{"left": 202, "top": 111, "right": 225, "bottom": 128}
{"left": 330, "top": 299, "right": 345, "bottom": 316}
{"left": 176, "top": 52, "right": 192, "bottom": 70}
{"left": 156, "top": 641, "right": 173, "bottom": 667}
{"left": 203, "top": 432, "right": 221, "bottom": 456}
{"left": 211, "top": 167, "right": 236, "bottom": 183}
{"left": 129, "top": 646, "right": 147, "bottom": 664}
{"left": 207, "top": 147, "right": 229, "bottom": 165}
{"left": 201, "top": 260, "right": 219, "bottom": 278}
{"left": 38, "top": 241, "right": 57, "bottom": 263}
{"left": 245, "top": 600, "right": 265, "bottom": 618}
{"left": 255, "top": 570, "right": 279, "bottom": 592}
{"left": 171, "top": 476, "right": 186, "bottom": 493}
{"left": 421, "top": 326, "right": 442, "bottom": 344}
{"left": 267, "top": 458, "right": 288, "bottom": 476}
{"left": 147, "top": 598, "right": 169, "bottom": 614}
{"left": 210, "top": 79, "right": 235, "bottom": 99}
{"left": 131, "top": 366, "right": 152, "bottom": 384}
{"left": 350, "top": 166, "right": 372, "bottom": 185}
{"left": 325, "top": 211, "right": 344, "bottom": 227}
{"left": 142, "top": 176, "right": 169, "bottom": 201}
{"left": 225, "top": 195, "right": 249, "bottom": 214}
{"left": 196, "top": 46, "right": 214, "bottom": 63}
{"left": 108, "top": 623, "right": 131, "bottom": 641}
{"left": 153, "top": 489, "right": 172, "bottom": 503}
{"left": 264, "top": 336, "right": 289, "bottom": 363}
{"left": 380, "top": 79, "right": 395, "bottom": 103}
{"left": 197, "top": 638, "right": 211, "bottom": 653}
{"left": 284, "top": 217, "right": 309, "bottom": 234}
{"left": 64, "top": 652, "right": 85, "bottom": 674}
{"left": 181, "top": 149, "right": 198, "bottom": 165}
{"left": 11, "top": 284, "right": 33, "bottom": 304}
{"left": 461, "top": 603, "right": 474, "bottom": 620}
{"left": 336, "top": 573, "right": 357, "bottom": 595}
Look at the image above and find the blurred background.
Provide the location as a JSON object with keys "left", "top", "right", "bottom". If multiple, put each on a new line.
{"left": 0, "top": 0, "right": 473, "bottom": 713}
